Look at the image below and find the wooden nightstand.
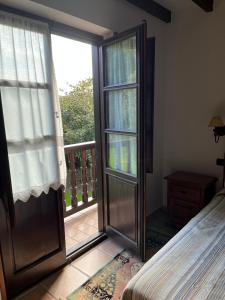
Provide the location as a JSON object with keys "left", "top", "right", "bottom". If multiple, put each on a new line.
{"left": 165, "top": 172, "right": 218, "bottom": 227}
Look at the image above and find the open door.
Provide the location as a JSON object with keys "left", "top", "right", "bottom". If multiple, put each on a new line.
{"left": 98, "top": 23, "right": 147, "bottom": 260}
{"left": 0, "top": 12, "right": 66, "bottom": 298}
{"left": 0, "top": 91, "right": 66, "bottom": 299}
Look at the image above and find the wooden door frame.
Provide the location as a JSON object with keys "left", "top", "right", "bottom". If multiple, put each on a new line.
{"left": 92, "top": 45, "right": 105, "bottom": 233}
{"left": 65, "top": 45, "right": 107, "bottom": 261}
{"left": 143, "top": 37, "right": 155, "bottom": 260}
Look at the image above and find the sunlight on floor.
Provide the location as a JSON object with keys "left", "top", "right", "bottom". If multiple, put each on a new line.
{"left": 15, "top": 238, "right": 125, "bottom": 300}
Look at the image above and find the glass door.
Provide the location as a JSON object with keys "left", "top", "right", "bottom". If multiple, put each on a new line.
{"left": 99, "top": 24, "right": 147, "bottom": 259}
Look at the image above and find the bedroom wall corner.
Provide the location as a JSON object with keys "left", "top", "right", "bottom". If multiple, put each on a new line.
{"left": 162, "top": 0, "right": 225, "bottom": 205}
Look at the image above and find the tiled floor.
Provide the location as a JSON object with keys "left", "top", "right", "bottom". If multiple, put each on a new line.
{"left": 64, "top": 204, "right": 99, "bottom": 252}
{"left": 16, "top": 238, "right": 124, "bottom": 300}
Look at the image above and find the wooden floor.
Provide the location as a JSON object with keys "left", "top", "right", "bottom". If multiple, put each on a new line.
{"left": 15, "top": 238, "right": 125, "bottom": 300}
{"left": 64, "top": 204, "right": 99, "bottom": 252}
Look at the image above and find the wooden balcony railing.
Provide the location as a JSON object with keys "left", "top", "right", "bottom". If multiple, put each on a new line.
{"left": 63, "top": 141, "right": 97, "bottom": 217}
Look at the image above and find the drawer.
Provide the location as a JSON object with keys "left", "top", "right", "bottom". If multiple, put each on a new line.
{"left": 168, "top": 184, "right": 200, "bottom": 203}
{"left": 171, "top": 198, "right": 199, "bottom": 221}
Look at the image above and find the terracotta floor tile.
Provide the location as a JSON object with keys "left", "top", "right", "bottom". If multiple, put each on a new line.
{"left": 83, "top": 216, "right": 97, "bottom": 224}
{"left": 90, "top": 223, "right": 98, "bottom": 229}
{"left": 71, "top": 230, "right": 90, "bottom": 242}
{"left": 86, "top": 218, "right": 98, "bottom": 226}
{"left": 81, "top": 225, "right": 98, "bottom": 235}
{"left": 65, "top": 237, "right": 79, "bottom": 250}
{"left": 87, "top": 211, "right": 97, "bottom": 217}
{"left": 64, "top": 223, "right": 79, "bottom": 238}
{"left": 72, "top": 248, "right": 113, "bottom": 276}
{"left": 40, "top": 265, "right": 88, "bottom": 299}
{"left": 16, "top": 285, "right": 54, "bottom": 300}
{"left": 97, "top": 238, "right": 124, "bottom": 257}
{"left": 76, "top": 222, "right": 92, "bottom": 231}
{"left": 64, "top": 205, "right": 99, "bottom": 251}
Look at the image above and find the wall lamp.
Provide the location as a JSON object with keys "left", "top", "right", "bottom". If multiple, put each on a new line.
{"left": 208, "top": 116, "right": 225, "bottom": 143}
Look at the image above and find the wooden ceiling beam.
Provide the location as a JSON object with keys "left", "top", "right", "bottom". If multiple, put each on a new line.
{"left": 126, "top": 0, "right": 171, "bottom": 23}
{"left": 192, "top": 0, "right": 214, "bottom": 12}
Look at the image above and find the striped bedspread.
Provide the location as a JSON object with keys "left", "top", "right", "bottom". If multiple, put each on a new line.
{"left": 122, "top": 190, "right": 225, "bottom": 300}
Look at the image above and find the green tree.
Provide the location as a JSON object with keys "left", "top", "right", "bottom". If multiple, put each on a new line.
{"left": 60, "top": 78, "right": 95, "bottom": 145}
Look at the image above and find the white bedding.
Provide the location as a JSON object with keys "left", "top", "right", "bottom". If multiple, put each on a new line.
{"left": 122, "top": 190, "right": 225, "bottom": 300}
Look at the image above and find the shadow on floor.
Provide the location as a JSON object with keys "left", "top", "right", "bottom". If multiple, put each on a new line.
{"left": 146, "top": 208, "right": 179, "bottom": 248}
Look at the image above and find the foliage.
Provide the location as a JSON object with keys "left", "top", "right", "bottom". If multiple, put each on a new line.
{"left": 65, "top": 191, "right": 92, "bottom": 207}
{"left": 60, "top": 78, "right": 95, "bottom": 145}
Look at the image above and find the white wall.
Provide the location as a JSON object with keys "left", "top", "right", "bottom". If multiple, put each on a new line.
{"left": 162, "top": 0, "right": 225, "bottom": 204}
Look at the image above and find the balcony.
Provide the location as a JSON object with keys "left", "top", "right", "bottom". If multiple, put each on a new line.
{"left": 63, "top": 141, "right": 99, "bottom": 252}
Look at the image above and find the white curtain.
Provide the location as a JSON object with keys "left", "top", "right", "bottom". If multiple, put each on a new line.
{"left": 105, "top": 35, "right": 136, "bottom": 86}
{"left": 108, "top": 89, "right": 136, "bottom": 132}
{"left": 0, "top": 11, "right": 67, "bottom": 202}
{"left": 105, "top": 35, "right": 137, "bottom": 176}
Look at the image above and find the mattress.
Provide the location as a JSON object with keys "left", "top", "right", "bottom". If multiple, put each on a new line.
{"left": 122, "top": 190, "right": 225, "bottom": 300}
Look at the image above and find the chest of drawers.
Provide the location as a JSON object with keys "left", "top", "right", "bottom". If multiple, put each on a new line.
{"left": 165, "top": 172, "right": 217, "bottom": 227}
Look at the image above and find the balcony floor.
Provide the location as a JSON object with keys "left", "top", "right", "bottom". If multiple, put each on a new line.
{"left": 64, "top": 204, "right": 99, "bottom": 252}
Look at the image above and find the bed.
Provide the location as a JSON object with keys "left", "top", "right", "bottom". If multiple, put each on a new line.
{"left": 122, "top": 190, "right": 225, "bottom": 300}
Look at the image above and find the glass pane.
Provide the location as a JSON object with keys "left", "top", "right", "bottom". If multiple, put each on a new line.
{"left": 105, "top": 36, "right": 136, "bottom": 86}
{"left": 107, "top": 134, "right": 137, "bottom": 176}
{"left": 107, "top": 88, "right": 136, "bottom": 132}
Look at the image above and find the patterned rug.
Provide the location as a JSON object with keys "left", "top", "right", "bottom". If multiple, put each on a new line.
{"left": 67, "top": 251, "right": 144, "bottom": 300}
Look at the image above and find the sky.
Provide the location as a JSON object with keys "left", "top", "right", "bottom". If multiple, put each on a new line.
{"left": 51, "top": 34, "right": 93, "bottom": 95}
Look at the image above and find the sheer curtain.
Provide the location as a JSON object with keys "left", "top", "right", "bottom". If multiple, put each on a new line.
{"left": 0, "top": 12, "right": 66, "bottom": 202}
{"left": 108, "top": 89, "right": 136, "bottom": 132}
{"left": 105, "top": 36, "right": 136, "bottom": 86}
{"left": 105, "top": 35, "right": 137, "bottom": 176}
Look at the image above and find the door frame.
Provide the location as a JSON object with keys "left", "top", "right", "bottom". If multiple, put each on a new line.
{"left": 48, "top": 32, "right": 106, "bottom": 259}
{"left": 92, "top": 45, "right": 105, "bottom": 233}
